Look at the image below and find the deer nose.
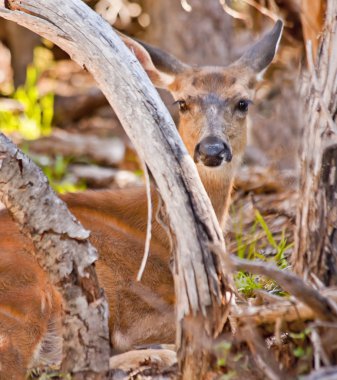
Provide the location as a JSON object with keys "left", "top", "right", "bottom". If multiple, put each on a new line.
{"left": 194, "top": 136, "right": 232, "bottom": 167}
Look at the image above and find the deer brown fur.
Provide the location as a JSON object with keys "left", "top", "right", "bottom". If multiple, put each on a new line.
{"left": 0, "top": 21, "right": 283, "bottom": 378}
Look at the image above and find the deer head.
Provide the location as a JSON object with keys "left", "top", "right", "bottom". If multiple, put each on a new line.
{"left": 120, "top": 21, "right": 283, "bottom": 223}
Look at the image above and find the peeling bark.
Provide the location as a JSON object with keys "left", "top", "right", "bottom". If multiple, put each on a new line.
{"left": 293, "top": 0, "right": 337, "bottom": 285}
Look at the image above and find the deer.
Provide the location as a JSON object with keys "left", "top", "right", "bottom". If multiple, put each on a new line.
{"left": 0, "top": 21, "right": 283, "bottom": 379}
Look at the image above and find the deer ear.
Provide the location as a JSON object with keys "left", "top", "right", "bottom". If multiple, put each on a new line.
{"left": 118, "top": 32, "right": 188, "bottom": 89}
{"left": 236, "top": 20, "right": 283, "bottom": 76}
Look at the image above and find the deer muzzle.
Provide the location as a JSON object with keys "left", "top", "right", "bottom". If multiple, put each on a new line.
{"left": 194, "top": 136, "right": 232, "bottom": 167}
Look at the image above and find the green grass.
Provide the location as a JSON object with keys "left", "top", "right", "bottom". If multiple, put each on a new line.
{"left": 0, "top": 48, "right": 54, "bottom": 140}
{"left": 233, "top": 209, "right": 293, "bottom": 297}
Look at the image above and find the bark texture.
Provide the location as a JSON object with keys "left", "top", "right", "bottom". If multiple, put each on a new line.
{"left": 0, "top": 133, "right": 110, "bottom": 378}
{"left": 293, "top": 0, "right": 337, "bottom": 285}
{"left": 0, "top": 1, "right": 231, "bottom": 378}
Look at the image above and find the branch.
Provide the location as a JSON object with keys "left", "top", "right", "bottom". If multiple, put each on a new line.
{"left": 232, "top": 288, "right": 337, "bottom": 326}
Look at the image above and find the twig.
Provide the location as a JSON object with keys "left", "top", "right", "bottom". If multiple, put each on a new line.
{"left": 311, "top": 327, "right": 331, "bottom": 369}
{"left": 219, "top": 0, "right": 251, "bottom": 24}
{"left": 241, "top": 0, "right": 279, "bottom": 23}
{"left": 253, "top": 289, "right": 285, "bottom": 304}
{"left": 137, "top": 161, "right": 153, "bottom": 281}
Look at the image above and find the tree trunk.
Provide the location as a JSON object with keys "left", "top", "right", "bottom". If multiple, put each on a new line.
{"left": 0, "top": 1, "right": 232, "bottom": 378}
{"left": 292, "top": 0, "right": 337, "bottom": 286}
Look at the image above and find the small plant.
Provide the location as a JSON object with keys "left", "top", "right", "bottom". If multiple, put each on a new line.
{"left": 254, "top": 210, "right": 290, "bottom": 269}
{"left": 214, "top": 340, "right": 249, "bottom": 379}
{"left": 0, "top": 47, "right": 54, "bottom": 140}
{"left": 216, "top": 341, "right": 232, "bottom": 368}
{"left": 233, "top": 209, "right": 293, "bottom": 297}
{"left": 289, "top": 328, "right": 313, "bottom": 374}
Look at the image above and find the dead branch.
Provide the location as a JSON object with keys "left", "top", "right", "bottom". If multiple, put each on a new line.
{"left": 0, "top": 0, "right": 230, "bottom": 378}
{"left": 232, "top": 287, "right": 337, "bottom": 326}
{"left": 136, "top": 160, "right": 152, "bottom": 282}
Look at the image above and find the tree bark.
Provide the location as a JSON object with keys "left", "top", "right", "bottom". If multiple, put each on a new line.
{"left": 0, "top": 133, "right": 110, "bottom": 379}
{"left": 293, "top": 0, "right": 337, "bottom": 286}
{"left": 0, "top": 1, "right": 231, "bottom": 378}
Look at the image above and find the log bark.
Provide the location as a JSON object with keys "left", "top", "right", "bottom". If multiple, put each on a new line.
{"left": 0, "top": 1, "right": 231, "bottom": 378}
{"left": 0, "top": 133, "right": 110, "bottom": 379}
{"left": 292, "top": 0, "right": 337, "bottom": 285}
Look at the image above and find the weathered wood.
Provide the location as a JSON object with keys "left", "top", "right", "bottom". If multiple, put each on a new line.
{"left": 0, "top": 0, "right": 230, "bottom": 378}
{"left": 293, "top": 0, "right": 337, "bottom": 285}
{"left": 232, "top": 288, "right": 337, "bottom": 326}
{"left": 0, "top": 133, "right": 110, "bottom": 378}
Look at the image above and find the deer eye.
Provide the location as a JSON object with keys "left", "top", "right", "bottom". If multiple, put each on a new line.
{"left": 236, "top": 99, "right": 250, "bottom": 113}
{"left": 174, "top": 99, "right": 189, "bottom": 113}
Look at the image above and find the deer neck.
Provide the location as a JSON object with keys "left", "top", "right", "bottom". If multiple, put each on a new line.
{"left": 197, "top": 162, "right": 238, "bottom": 227}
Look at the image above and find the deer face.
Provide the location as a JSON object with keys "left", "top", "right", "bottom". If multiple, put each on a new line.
{"left": 119, "top": 21, "right": 283, "bottom": 219}
{"left": 119, "top": 21, "right": 283, "bottom": 174}
{"left": 169, "top": 66, "right": 255, "bottom": 169}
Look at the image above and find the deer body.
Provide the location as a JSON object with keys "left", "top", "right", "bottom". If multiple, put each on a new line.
{"left": 0, "top": 21, "right": 283, "bottom": 378}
